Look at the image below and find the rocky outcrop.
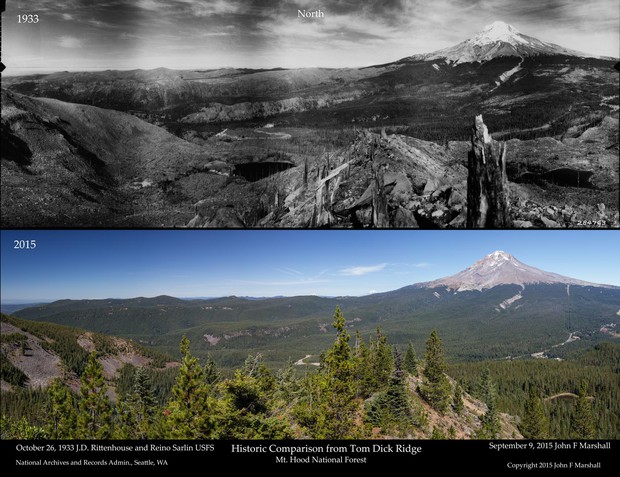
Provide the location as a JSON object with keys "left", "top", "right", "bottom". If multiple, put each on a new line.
{"left": 184, "top": 123, "right": 618, "bottom": 228}
{"left": 257, "top": 130, "right": 468, "bottom": 228}
{"left": 0, "top": 322, "right": 63, "bottom": 388}
{"left": 0, "top": 315, "right": 172, "bottom": 394}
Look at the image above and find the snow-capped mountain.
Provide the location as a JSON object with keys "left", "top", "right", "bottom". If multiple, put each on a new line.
{"left": 410, "top": 21, "right": 592, "bottom": 64}
{"left": 421, "top": 250, "right": 612, "bottom": 292}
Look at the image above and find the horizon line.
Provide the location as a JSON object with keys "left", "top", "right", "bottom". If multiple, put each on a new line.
{"left": 0, "top": 293, "right": 357, "bottom": 305}
{"left": 5, "top": 279, "right": 620, "bottom": 305}
{"left": 1, "top": 62, "right": 386, "bottom": 77}
{"left": 6, "top": 52, "right": 618, "bottom": 78}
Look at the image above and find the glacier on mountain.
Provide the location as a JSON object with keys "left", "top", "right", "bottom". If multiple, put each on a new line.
{"left": 421, "top": 250, "right": 608, "bottom": 292}
{"left": 407, "top": 20, "right": 594, "bottom": 65}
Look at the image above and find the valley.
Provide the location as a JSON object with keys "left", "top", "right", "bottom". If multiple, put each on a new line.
{"left": 9, "top": 251, "right": 619, "bottom": 369}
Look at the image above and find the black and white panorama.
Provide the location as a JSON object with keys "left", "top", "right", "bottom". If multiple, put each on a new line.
{"left": 1, "top": 1, "right": 618, "bottom": 228}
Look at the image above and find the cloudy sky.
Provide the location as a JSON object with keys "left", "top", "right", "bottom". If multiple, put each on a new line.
{"left": 2, "top": 230, "right": 618, "bottom": 302}
{"left": 3, "top": 0, "right": 619, "bottom": 74}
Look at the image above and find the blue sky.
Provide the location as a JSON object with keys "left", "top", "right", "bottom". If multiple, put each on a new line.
{"left": 1, "top": 230, "right": 617, "bottom": 303}
{"left": 4, "top": 0, "right": 618, "bottom": 74}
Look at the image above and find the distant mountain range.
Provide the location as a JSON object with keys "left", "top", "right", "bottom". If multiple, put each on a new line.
{"left": 0, "top": 303, "right": 49, "bottom": 315}
{"left": 12, "top": 252, "right": 620, "bottom": 367}
{"left": 2, "top": 21, "right": 618, "bottom": 228}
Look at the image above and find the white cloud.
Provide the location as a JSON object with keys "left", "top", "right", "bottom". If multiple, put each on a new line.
{"left": 87, "top": 19, "right": 109, "bottom": 28}
{"left": 137, "top": 0, "right": 163, "bottom": 11}
{"left": 412, "top": 262, "right": 430, "bottom": 268}
{"left": 339, "top": 263, "right": 387, "bottom": 276}
{"left": 199, "top": 31, "right": 232, "bottom": 37}
{"left": 59, "top": 36, "right": 83, "bottom": 49}
{"left": 181, "top": 0, "right": 241, "bottom": 16}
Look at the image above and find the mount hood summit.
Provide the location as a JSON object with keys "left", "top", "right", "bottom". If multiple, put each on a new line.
{"left": 419, "top": 251, "right": 616, "bottom": 292}
{"left": 409, "top": 21, "right": 596, "bottom": 64}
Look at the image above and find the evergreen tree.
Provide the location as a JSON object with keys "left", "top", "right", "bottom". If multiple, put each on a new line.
{"left": 384, "top": 349, "right": 411, "bottom": 422}
{"left": 243, "top": 353, "right": 276, "bottom": 395}
{"left": 46, "top": 379, "right": 76, "bottom": 439}
{"left": 292, "top": 371, "right": 322, "bottom": 435}
{"left": 203, "top": 353, "right": 220, "bottom": 386}
{"left": 295, "top": 307, "right": 359, "bottom": 439}
{"left": 571, "top": 381, "right": 595, "bottom": 439}
{"left": 521, "top": 387, "right": 548, "bottom": 439}
{"left": 226, "top": 354, "right": 274, "bottom": 416}
{"left": 275, "top": 358, "right": 300, "bottom": 402}
{"left": 132, "top": 367, "right": 157, "bottom": 410}
{"left": 420, "top": 330, "right": 451, "bottom": 414}
{"left": 320, "top": 306, "right": 359, "bottom": 438}
{"left": 117, "top": 367, "right": 158, "bottom": 439}
{"left": 164, "top": 336, "right": 218, "bottom": 438}
{"left": 452, "top": 383, "right": 464, "bottom": 415}
{"left": 365, "top": 348, "right": 412, "bottom": 433}
{"left": 477, "top": 368, "right": 501, "bottom": 438}
{"left": 221, "top": 363, "right": 292, "bottom": 439}
{"left": 353, "top": 331, "right": 373, "bottom": 398}
{"left": 404, "top": 342, "right": 418, "bottom": 376}
{"left": 0, "top": 416, "right": 47, "bottom": 439}
{"left": 76, "top": 352, "right": 112, "bottom": 438}
{"left": 369, "top": 328, "right": 393, "bottom": 392}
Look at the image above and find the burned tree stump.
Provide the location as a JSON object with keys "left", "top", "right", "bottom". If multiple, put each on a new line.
{"left": 371, "top": 174, "right": 389, "bottom": 227}
{"left": 467, "top": 115, "right": 512, "bottom": 228}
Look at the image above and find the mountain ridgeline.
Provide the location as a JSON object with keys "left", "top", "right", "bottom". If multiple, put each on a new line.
{"left": 4, "top": 22, "right": 616, "bottom": 119}
{"left": 11, "top": 252, "right": 620, "bottom": 369}
{"left": 2, "top": 22, "right": 618, "bottom": 227}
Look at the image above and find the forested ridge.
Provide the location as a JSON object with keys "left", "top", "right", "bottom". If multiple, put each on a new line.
{"left": 1, "top": 310, "right": 616, "bottom": 439}
{"left": 449, "top": 342, "right": 620, "bottom": 439}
